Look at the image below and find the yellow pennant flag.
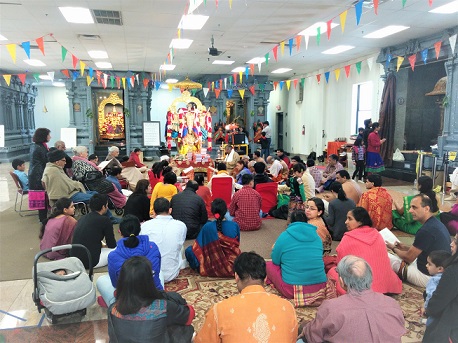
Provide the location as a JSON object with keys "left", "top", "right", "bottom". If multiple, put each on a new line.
{"left": 280, "top": 41, "right": 285, "bottom": 56}
{"left": 340, "top": 10, "right": 347, "bottom": 33}
{"left": 238, "top": 89, "right": 245, "bottom": 99}
{"left": 178, "top": 29, "right": 181, "bottom": 39}
{"left": 122, "top": 77, "right": 126, "bottom": 89}
{"left": 239, "top": 71, "right": 243, "bottom": 82}
{"left": 396, "top": 56, "right": 404, "bottom": 71}
{"left": 80, "top": 61, "right": 86, "bottom": 76}
{"left": 168, "top": 84, "right": 174, "bottom": 91}
{"left": 286, "top": 80, "right": 291, "bottom": 90}
{"left": 212, "top": 81, "right": 215, "bottom": 91}
{"left": 6, "top": 44, "right": 16, "bottom": 63}
{"left": 229, "top": 0, "right": 232, "bottom": 8}
{"left": 3, "top": 74, "right": 11, "bottom": 86}
{"left": 334, "top": 68, "right": 341, "bottom": 81}
{"left": 86, "top": 76, "right": 93, "bottom": 86}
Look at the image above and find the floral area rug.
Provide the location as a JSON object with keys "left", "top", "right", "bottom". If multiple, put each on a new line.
{"left": 165, "top": 268, "right": 426, "bottom": 342}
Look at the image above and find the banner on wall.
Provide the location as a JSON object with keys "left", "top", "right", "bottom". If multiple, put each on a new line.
{"left": 60, "top": 128, "right": 77, "bottom": 149}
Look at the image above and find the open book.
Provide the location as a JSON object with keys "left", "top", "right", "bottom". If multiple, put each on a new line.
{"left": 98, "top": 159, "right": 112, "bottom": 170}
{"left": 379, "top": 228, "right": 400, "bottom": 245}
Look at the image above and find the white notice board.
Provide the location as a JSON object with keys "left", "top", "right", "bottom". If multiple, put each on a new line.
{"left": 143, "top": 121, "right": 161, "bottom": 147}
{"left": 61, "top": 128, "right": 77, "bottom": 149}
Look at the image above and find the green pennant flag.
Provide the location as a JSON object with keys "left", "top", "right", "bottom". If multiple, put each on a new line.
{"left": 33, "top": 73, "right": 40, "bottom": 82}
{"left": 316, "top": 27, "right": 321, "bottom": 46}
{"left": 300, "top": 78, "right": 305, "bottom": 88}
{"left": 204, "top": 0, "right": 206, "bottom": 4}
{"left": 260, "top": 84, "right": 265, "bottom": 92}
{"left": 229, "top": 76, "right": 233, "bottom": 85}
{"left": 265, "top": 53, "right": 269, "bottom": 66}
{"left": 61, "top": 46, "right": 67, "bottom": 62}
{"left": 402, "top": 0, "right": 407, "bottom": 7}
{"left": 191, "top": 89, "right": 197, "bottom": 96}
{"left": 110, "top": 76, "right": 115, "bottom": 88}
{"left": 356, "top": 61, "right": 362, "bottom": 74}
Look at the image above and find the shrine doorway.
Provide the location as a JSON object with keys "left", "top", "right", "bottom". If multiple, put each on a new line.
{"left": 92, "top": 90, "right": 126, "bottom": 143}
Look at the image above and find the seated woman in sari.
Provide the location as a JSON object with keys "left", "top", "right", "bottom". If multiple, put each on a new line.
{"left": 305, "top": 198, "right": 332, "bottom": 256}
{"left": 148, "top": 160, "right": 169, "bottom": 190}
{"left": 185, "top": 198, "right": 241, "bottom": 277}
{"left": 392, "top": 176, "right": 440, "bottom": 234}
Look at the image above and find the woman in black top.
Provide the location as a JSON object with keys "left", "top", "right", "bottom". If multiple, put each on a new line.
{"left": 123, "top": 179, "right": 151, "bottom": 222}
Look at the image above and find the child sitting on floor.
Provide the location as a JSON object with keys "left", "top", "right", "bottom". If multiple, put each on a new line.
{"left": 422, "top": 250, "right": 451, "bottom": 325}
{"left": 12, "top": 158, "right": 29, "bottom": 191}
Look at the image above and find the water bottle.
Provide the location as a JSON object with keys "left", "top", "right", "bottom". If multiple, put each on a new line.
{"left": 413, "top": 178, "right": 417, "bottom": 190}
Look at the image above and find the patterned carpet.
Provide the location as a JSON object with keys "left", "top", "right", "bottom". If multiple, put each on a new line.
{"left": 165, "top": 268, "right": 426, "bottom": 342}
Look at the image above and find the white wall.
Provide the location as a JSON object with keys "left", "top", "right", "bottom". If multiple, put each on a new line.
{"left": 267, "top": 55, "right": 385, "bottom": 156}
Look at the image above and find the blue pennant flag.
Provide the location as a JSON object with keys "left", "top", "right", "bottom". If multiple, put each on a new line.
{"left": 355, "top": 0, "right": 363, "bottom": 25}
{"left": 421, "top": 49, "right": 428, "bottom": 64}
{"left": 385, "top": 54, "right": 392, "bottom": 68}
{"left": 155, "top": 81, "right": 160, "bottom": 91}
{"left": 324, "top": 71, "right": 330, "bottom": 83}
{"left": 72, "top": 71, "right": 79, "bottom": 81}
{"left": 227, "top": 89, "right": 233, "bottom": 98}
{"left": 289, "top": 38, "right": 293, "bottom": 56}
{"left": 279, "top": 81, "right": 284, "bottom": 90}
{"left": 89, "top": 68, "right": 94, "bottom": 78}
{"left": 22, "top": 41, "right": 31, "bottom": 59}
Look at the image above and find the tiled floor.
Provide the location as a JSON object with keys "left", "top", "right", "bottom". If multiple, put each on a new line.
{"left": 0, "top": 160, "right": 454, "bottom": 342}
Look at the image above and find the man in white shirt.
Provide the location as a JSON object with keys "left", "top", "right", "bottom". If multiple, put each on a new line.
{"left": 223, "top": 144, "right": 240, "bottom": 175}
{"left": 266, "top": 156, "right": 283, "bottom": 182}
{"left": 140, "top": 197, "right": 187, "bottom": 283}
{"left": 261, "top": 121, "right": 272, "bottom": 158}
{"left": 302, "top": 163, "right": 316, "bottom": 200}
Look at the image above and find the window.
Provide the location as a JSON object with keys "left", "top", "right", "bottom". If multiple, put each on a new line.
{"left": 351, "top": 82, "right": 373, "bottom": 133}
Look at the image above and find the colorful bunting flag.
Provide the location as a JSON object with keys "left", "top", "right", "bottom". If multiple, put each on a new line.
{"left": 273, "top": 46, "right": 278, "bottom": 61}
{"left": 61, "top": 46, "right": 67, "bottom": 62}
{"left": 293, "top": 79, "right": 298, "bottom": 89}
{"left": 326, "top": 20, "right": 332, "bottom": 40}
{"left": 273, "top": 81, "right": 278, "bottom": 90}
{"left": 33, "top": 74, "right": 40, "bottom": 82}
{"left": 229, "top": 0, "right": 232, "bottom": 9}
{"left": 86, "top": 76, "right": 93, "bottom": 86}
{"left": 62, "top": 69, "right": 70, "bottom": 78}
{"left": 408, "top": 54, "right": 416, "bottom": 71}
{"left": 280, "top": 41, "right": 285, "bottom": 56}
{"left": 340, "top": 11, "right": 347, "bottom": 33}
{"left": 6, "top": 44, "right": 16, "bottom": 63}
{"left": 286, "top": 80, "right": 291, "bottom": 91}
{"left": 238, "top": 89, "right": 245, "bottom": 99}
{"left": 239, "top": 71, "right": 243, "bottom": 83}
{"left": 402, "top": 0, "right": 407, "bottom": 7}
{"left": 421, "top": 49, "right": 428, "bottom": 64}
{"left": 335, "top": 69, "right": 341, "bottom": 81}
{"left": 367, "top": 57, "right": 374, "bottom": 70}
{"left": 396, "top": 56, "right": 404, "bottom": 71}
{"left": 36, "top": 37, "right": 45, "bottom": 55}
{"left": 122, "top": 77, "right": 126, "bottom": 89}
{"left": 224, "top": 78, "right": 227, "bottom": 89}
{"left": 316, "top": 27, "right": 321, "bottom": 46}
{"left": 449, "top": 34, "right": 457, "bottom": 54}
{"left": 72, "top": 55, "right": 78, "bottom": 69}
{"left": 233, "top": 73, "right": 237, "bottom": 84}
{"left": 110, "top": 76, "right": 115, "bottom": 89}
{"left": 47, "top": 71, "right": 54, "bottom": 82}
{"left": 279, "top": 81, "right": 284, "bottom": 90}
{"left": 356, "top": 61, "right": 362, "bottom": 74}
{"left": 245, "top": 66, "right": 249, "bottom": 79}
{"left": 80, "top": 61, "right": 86, "bottom": 77}
{"left": 249, "top": 85, "right": 255, "bottom": 95}
{"left": 249, "top": 64, "right": 254, "bottom": 76}
{"left": 143, "top": 78, "right": 149, "bottom": 89}
{"left": 22, "top": 41, "right": 31, "bottom": 59}
{"left": 3, "top": 75, "right": 11, "bottom": 86}
{"left": 259, "top": 84, "right": 265, "bottom": 92}
{"left": 295, "top": 35, "right": 301, "bottom": 52}
{"left": 203, "top": 87, "right": 209, "bottom": 97}
{"left": 304, "top": 34, "right": 309, "bottom": 50}
{"left": 355, "top": 0, "right": 363, "bottom": 25}
{"left": 18, "top": 74, "right": 26, "bottom": 85}
{"left": 344, "top": 65, "right": 351, "bottom": 78}
{"left": 385, "top": 54, "right": 392, "bottom": 69}
{"left": 215, "top": 89, "right": 221, "bottom": 98}
{"left": 428, "top": 0, "right": 433, "bottom": 6}
{"left": 104, "top": 74, "right": 109, "bottom": 88}
{"left": 324, "top": 72, "right": 330, "bottom": 83}
{"left": 434, "top": 41, "right": 442, "bottom": 59}
{"left": 374, "top": 0, "right": 379, "bottom": 14}
{"left": 265, "top": 53, "right": 269, "bottom": 66}
{"left": 316, "top": 74, "right": 321, "bottom": 84}
{"left": 300, "top": 78, "right": 305, "bottom": 88}
{"left": 227, "top": 89, "right": 233, "bottom": 98}
{"left": 72, "top": 71, "right": 79, "bottom": 81}
{"left": 289, "top": 38, "right": 293, "bottom": 55}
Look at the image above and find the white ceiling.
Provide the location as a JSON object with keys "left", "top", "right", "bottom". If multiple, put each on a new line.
{"left": 0, "top": 0, "right": 457, "bottom": 83}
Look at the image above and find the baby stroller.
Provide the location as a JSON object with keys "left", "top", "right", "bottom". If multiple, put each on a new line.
{"left": 32, "top": 244, "right": 96, "bottom": 324}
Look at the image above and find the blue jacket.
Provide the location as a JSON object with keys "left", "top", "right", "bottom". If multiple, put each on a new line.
{"left": 108, "top": 235, "right": 163, "bottom": 290}
{"left": 271, "top": 221, "right": 326, "bottom": 285}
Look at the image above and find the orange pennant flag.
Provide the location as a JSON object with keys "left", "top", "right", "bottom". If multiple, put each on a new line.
{"left": 396, "top": 56, "right": 404, "bottom": 71}
{"left": 36, "top": 37, "right": 45, "bottom": 55}
{"left": 215, "top": 88, "right": 221, "bottom": 98}
{"left": 116, "top": 77, "right": 121, "bottom": 89}
{"left": 143, "top": 78, "right": 149, "bottom": 89}
{"left": 239, "top": 71, "right": 243, "bottom": 83}
{"left": 295, "top": 35, "right": 302, "bottom": 51}
{"left": 280, "top": 41, "right": 285, "bottom": 56}
{"left": 6, "top": 44, "right": 17, "bottom": 63}
{"left": 18, "top": 74, "right": 26, "bottom": 85}
{"left": 272, "top": 45, "right": 278, "bottom": 61}
{"left": 434, "top": 41, "right": 442, "bottom": 59}
{"left": 293, "top": 79, "right": 298, "bottom": 89}
{"left": 238, "top": 89, "right": 245, "bottom": 99}
{"left": 334, "top": 69, "right": 341, "bottom": 81}
{"left": 233, "top": 73, "right": 237, "bottom": 84}
{"left": 72, "top": 55, "right": 78, "bottom": 69}
{"left": 286, "top": 80, "right": 291, "bottom": 91}
{"left": 273, "top": 81, "right": 278, "bottom": 90}
{"left": 249, "top": 64, "right": 255, "bottom": 76}
{"left": 408, "top": 54, "right": 416, "bottom": 71}
{"left": 374, "top": 0, "right": 379, "bottom": 14}
{"left": 344, "top": 65, "right": 351, "bottom": 78}
{"left": 80, "top": 61, "right": 86, "bottom": 76}
{"left": 249, "top": 85, "right": 255, "bottom": 95}
{"left": 326, "top": 20, "right": 332, "bottom": 40}
{"left": 340, "top": 11, "right": 347, "bottom": 33}
{"left": 3, "top": 74, "right": 11, "bottom": 86}
{"left": 61, "top": 69, "right": 70, "bottom": 78}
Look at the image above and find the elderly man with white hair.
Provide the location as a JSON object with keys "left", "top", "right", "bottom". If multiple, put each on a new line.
{"left": 298, "top": 255, "right": 405, "bottom": 343}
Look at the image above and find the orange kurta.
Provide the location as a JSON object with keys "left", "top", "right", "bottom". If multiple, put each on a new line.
{"left": 358, "top": 187, "right": 393, "bottom": 230}
{"left": 195, "top": 285, "right": 298, "bottom": 343}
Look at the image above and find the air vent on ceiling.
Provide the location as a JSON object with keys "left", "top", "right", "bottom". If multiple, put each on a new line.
{"left": 91, "top": 9, "right": 123, "bottom": 26}
{"left": 78, "top": 34, "right": 101, "bottom": 41}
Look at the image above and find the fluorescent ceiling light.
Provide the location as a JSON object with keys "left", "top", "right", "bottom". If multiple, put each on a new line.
{"left": 0, "top": 34, "right": 7, "bottom": 41}
{"left": 271, "top": 68, "right": 292, "bottom": 74}
{"left": 322, "top": 45, "right": 355, "bottom": 54}
{"left": 363, "top": 25, "right": 410, "bottom": 39}
{"left": 246, "top": 57, "right": 269, "bottom": 64}
{"left": 160, "top": 83, "right": 170, "bottom": 90}
{"left": 212, "top": 60, "right": 235, "bottom": 65}
{"left": 95, "top": 61, "right": 112, "bottom": 69}
{"left": 24, "top": 59, "right": 46, "bottom": 66}
{"left": 429, "top": 0, "right": 458, "bottom": 13}
{"left": 160, "top": 64, "right": 176, "bottom": 70}
{"left": 188, "top": 0, "right": 204, "bottom": 14}
{"left": 165, "top": 79, "right": 178, "bottom": 83}
{"left": 39, "top": 74, "right": 52, "bottom": 80}
{"left": 88, "top": 50, "right": 108, "bottom": 58}
{"left": 178, "top": 15, "right": 209, "bottom": 30}
{"left": 170, "top": 39, "right": 193, "bottom": 49}
{"left": 59, "top": 7, "right": 94, "bottom": 24}
{"left": 231, "top": 67, "right": 246, "bottom": 73}
{"left": 53, "top": 82, "right": 66, "bottom": 87}
{"left": 298, "top": 22, "right": 339, "bottom": 37}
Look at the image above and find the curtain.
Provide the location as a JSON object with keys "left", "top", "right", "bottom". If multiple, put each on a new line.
{"left": 379, "top": 73, "right": 396, "bottom": 167}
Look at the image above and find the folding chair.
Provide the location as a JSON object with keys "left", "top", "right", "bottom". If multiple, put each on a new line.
{"left": 9, "top": 171, "right": 37, "bottom": 216}
{"left": 211, "top": 177, "right": 233, "bottom": 207}
{"left": 256, "top": 182, "right": 278, "bottom": 214}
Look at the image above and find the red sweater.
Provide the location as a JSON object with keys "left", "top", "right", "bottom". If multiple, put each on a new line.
{"left": 367, "top": 132, "right": 382, "bottom": 153}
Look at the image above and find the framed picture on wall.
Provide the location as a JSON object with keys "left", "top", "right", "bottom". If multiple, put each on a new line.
{"left": 257, "top": 106, "right": 264, "bottom": 116}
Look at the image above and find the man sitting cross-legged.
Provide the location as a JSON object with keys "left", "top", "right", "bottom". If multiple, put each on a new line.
{"left": 335, "top": 169, "right": 362, "bottom": 205}
{"left": 140, "top": 197, "right": 187, "bottom": 283}
{"left": 229, "top": 174, "right": 262, "bottom": 231}
{"left": 195, "top": 251, "right": 298, "bottom": 343}
{"left": 298, "top": 255, "right": 405, "bottom": 343}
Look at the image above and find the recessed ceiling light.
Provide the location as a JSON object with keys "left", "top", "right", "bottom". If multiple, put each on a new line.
{"left": 59, "top": 7, "right": 94, "bottom": 24}
{"left": 95, "top": 61, "right": 112, "bottom": 69}
{"left": 24, "top": 59, "right": 46, "bottom": 66}
{"left": 165, "top": 79, "right": 178, "bottom": 83}
{"left": 429, "top": 0, "right": 458, "bottom": 13}
{"left": 39, "top": 74, "right": 52, "bottom": 80}
{"left": 271, "top": 68, "right": 292, "bottom": 74}
{"left": 231, "top": 67, "right": 246, "bottom": 73}
{"left": 298, "top": 22, "right": 339, "bottom": 37}
{"left": 246, "top": 57, "right": 269, "bottom": 64}
{"left": 53, "top": 82, "right": 66, "bottom": 87}
{"left": 363, "top": 25, "right": 410, "bottom": 39}
{"left": 160, "top": 64, "right": 176, "bottom": 71}
{"left": 212, "top": 60, "right": 235, "bottom": 65}
{"left": 322, "top": 45, "right": 355, "bottom": 54}
{"left": 0, "top": 34, "right": 7, "bottom": 41}
{"left": 178, "top": 14, "right": 209, "bottom": 30}
{"left": 170, "top": 39, "right": 193, "bottom": 49}
{"left": 88, "top": 50, "right": 108, "bottom": 58}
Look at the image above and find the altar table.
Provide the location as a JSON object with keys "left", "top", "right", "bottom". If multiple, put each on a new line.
{"left": 327, "top": 141, "right": 346, "bottom": 157}
{"left": 169, "top": 158, "right": 215, "bottom": 181}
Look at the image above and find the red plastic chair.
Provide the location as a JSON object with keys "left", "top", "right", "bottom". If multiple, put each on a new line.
{"left": 211, "top": 177, "right": 233, "bottom": 207}
{"left": 256, "top": 182, "right": 278, "bottom": 214}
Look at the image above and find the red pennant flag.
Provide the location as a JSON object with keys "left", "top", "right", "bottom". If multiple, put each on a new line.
{"left": 249, "top": 64, "right": 255, "bottom": 76}
{"left": 18, "top": 74, "right": 26, "bottom": 85}
{"left": 116, "top": 77, "right": 121, "bottom": 89}
{"left": 326, "top": 20, "right": 332, "bottom": 40}
{"left": 344, "top": 65, "right": 351, "bottom": 78}
{"left": 72, "top": 55, "right": 78, "bottom": 69}
{"left": 374, "top": 0, "right": 379, "bottom": 14}
{"left": 429, "top": 0, "right": 433, "bottom": 6}
{"left": 96, "top": 70, "right": 102, "bottom": 84}
{"left": 273, "top": 81, "right": 278, "bottom": 90}
{"left": 36, "top": 37, "right": 45, "bottom": 55}
{"left": 295, "top": 35, "right": 301, "bottom": 51}
{"left": 143, "top": 78, "right": 149, "bottom": 89}
{"left": 215, "top": 88, "right": 221, "bottom": 98}
{"left": 293, "top": 79, "right": 298, "bottom": 89}
{"left": 316, "top": 74, "right": 321, "bottom": 84}
{"left": 434, "top": 41, "right": 442, "bottom": 59}
{"left": 249, "top": 85, "right": 255, "bottom": 95}
{"left": 61, "top": 69, "right": 70, "bottom": 78}
{"left": 272, "top": 46, "right": 278, "bottom": 61}
{"left": 233, "top": 73, "right": 237, "bottom": 84}
{"left": 408, "top": 54, "right": 416, "bottom": 71}
{"left": 207, "top": 82, "right": 211, "bottom": 89}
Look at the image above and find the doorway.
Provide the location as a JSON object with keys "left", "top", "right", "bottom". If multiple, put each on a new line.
{"left": 276, "top": 112, "right": 284, "bottom": 150}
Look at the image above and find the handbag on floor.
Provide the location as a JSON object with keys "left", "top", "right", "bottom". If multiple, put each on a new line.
{"left": 28, "top": 190, "right": 47, "bottom": 210}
